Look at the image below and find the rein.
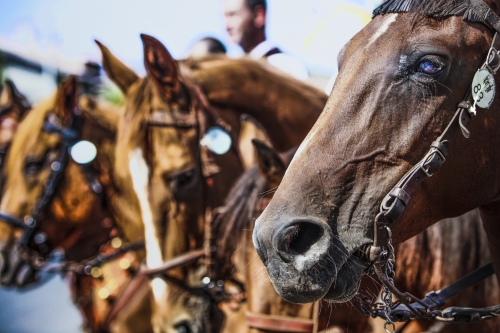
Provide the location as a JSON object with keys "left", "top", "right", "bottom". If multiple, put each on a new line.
{"left": 352, "top": 1, "right": 500, "bottom": 331}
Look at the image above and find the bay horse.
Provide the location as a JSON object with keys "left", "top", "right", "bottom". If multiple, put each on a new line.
{"left": 0, "top": 77, "right": 153, "bottom": 332}
{"left": 220, "top": 134, "right": 499, "bottom": 333}
{"left": 96, "top": 34, "right": 327, "bottom": 333}
{"left": 253, "top": 0, "right": 500, "bottom": 327}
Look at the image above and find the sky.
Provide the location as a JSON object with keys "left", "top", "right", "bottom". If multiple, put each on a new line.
{"left": 0, "top": 0, "right": 381, "bottom": 76}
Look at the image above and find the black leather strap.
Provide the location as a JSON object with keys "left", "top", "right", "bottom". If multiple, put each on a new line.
{"left": 468, "top": 0, "right": 500, "bottom": 33}
{"left": 390, "top": 263, "right": 495, "bottom": 321}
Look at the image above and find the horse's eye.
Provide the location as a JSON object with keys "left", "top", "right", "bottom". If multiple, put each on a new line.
{"left": 174, "top": 169, "right": 196, "bottom": 190}
{"left": 174, "top": 321, "right": 192, "bottom": 333}
{"left": 418, "top": 59, "right": 443, "bottom": 75}
{"left": 24, "top": 160, "right": 45, "bottom": 175}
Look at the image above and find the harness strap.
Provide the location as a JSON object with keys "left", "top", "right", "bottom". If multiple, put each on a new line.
{"left": 468, "top": 0, "right": 500, "bottom": 32}
{"left": 141, "top": 248, "right": 205, "bottom": 278}
{"left": 390, "top": 263, "right": 495, "bottom": 321}
{"left": 245, "top": 312, "right": 316, "bottom": 333}
{"left": 104, "top": 273, "right": 150, "bottom": 327}
{"left": 245, "top": 302, "right": 320, "bottom": 333}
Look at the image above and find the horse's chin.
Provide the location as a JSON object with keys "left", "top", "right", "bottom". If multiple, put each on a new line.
{"left": 322, "top": 258, "right": 366, "bottom": 303}
{"left": 266, "top": 252, "right": 366, "bottom": 304}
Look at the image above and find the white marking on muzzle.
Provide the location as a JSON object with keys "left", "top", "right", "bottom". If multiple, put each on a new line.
{"left": 367, "top": 14, "right": 398, "bottom": 48}
{"left": 285, "top": 129, "right": 318, "bottom": 177}
{"left": 129, "top": 148, "right": 166, "bottom": 302}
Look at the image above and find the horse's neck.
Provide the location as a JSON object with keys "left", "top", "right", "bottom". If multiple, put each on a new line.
{"left": 394, "top": 210, "right": 495, "bottom": 299}
{"left": 188, "top": 59, "right": 327, "bottom": 152}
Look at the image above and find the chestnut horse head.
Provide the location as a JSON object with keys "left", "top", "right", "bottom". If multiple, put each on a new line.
{"left": 0, "top": 77, "right": 118, "bottom": 288}
{"left": 97, "top": 34, "right": 243, "bottom": 333}
{"left": 253, "top": 0, "right": 500, "bottom": 304}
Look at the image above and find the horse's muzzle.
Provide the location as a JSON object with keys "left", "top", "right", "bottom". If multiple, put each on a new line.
{"left": 253, "top": 216, "right": 336, "bottom": 303}
{"left": 0, "top": 245, "right": 38, "bottom": 287}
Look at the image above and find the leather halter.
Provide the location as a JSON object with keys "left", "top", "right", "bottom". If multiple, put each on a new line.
{"left": 352, "top": 0, "right": 500, "bottom": 327}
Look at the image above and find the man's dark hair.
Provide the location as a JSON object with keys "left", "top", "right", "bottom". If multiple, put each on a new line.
{"left": 245, "top": 0, "right": 267, "bottom": 11}
{"left": 200, "top": 37, "right": 227, "bottom": 54}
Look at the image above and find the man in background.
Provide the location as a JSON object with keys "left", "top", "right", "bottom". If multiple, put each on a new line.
{"left": 223, "top": 0, "right": 309, "bottom": 80}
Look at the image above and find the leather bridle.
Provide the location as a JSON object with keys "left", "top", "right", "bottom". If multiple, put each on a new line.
{"left": 352, "top": 0, "right": 500, "bottom": 331}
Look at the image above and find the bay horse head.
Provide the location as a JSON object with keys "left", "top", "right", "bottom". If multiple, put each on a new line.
{"left": 253, "top": 0, "right": 500, "bottom": 304}
{"left": 97, "top": 35, "right": 242, "bottom": 333}
{"left": 0, "top": 77, "right": 118, "bottom": 288}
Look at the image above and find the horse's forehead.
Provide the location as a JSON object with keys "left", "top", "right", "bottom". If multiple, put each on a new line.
{"left": 151, "top": 128, "right": 198, "bottom": 169}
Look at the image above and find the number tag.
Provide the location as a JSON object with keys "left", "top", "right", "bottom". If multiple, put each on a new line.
{"left": 472, "top": 69, "right": 496, "bottom": 109}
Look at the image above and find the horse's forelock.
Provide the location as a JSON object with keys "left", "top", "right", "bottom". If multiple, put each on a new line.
{"left": 374, "top": 0, "right": 470, "bottom": 19}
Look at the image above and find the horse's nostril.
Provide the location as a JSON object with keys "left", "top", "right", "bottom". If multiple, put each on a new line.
{"left": 16, "top": 264, "right": 36, "bottom": 287}
{"left": 286, "top": 222, "right": 324, "bottom": 255}
{"left": 284, "top": 221, "right": 324, "bottom": 255}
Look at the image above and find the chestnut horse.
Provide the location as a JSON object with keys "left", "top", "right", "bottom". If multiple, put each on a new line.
{"left": 0, "top": 77, "right": 152, "bottom": 332}
{"left": 96, "top": 34, "right": 327, "bottom": 333}
{"left": 253, "top": 0, "right": 500, "bottom": 326}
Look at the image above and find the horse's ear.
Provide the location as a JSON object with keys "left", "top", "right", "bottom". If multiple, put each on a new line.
{"left": 252, "top": 139, "right": 286, "bottom": 181}
{"left": 238, "top": 114, "right": 271, "bottom": 170}
{"left": 0, "top": 80, "right": 30, "bottom": 120}
{"left": 56, "top": 76, "right": 79, "bottom": 125}
{"left": 140, "top": 34, "right": 181, "bottom": 97}
{"left": 95, "top": 40, "right": 139, "bottom": 93}
{"left": 4, "top": 80, "right": 31, "bottom": 120}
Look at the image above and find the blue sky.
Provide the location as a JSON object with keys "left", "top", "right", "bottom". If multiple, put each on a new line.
{"left": 0, "top": 0, "right": 381, "bottom": 75}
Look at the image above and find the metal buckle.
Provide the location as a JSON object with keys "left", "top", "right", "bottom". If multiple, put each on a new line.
{"left": 487, "top": 47, "right": 500, "bottom": 74}
{"left": 420, "top": 149, "right": 446, "bottom": 177}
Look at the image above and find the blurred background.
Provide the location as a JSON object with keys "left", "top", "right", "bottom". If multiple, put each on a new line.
{"left": 0, "top": 0, "right": 379, "bottom": 332}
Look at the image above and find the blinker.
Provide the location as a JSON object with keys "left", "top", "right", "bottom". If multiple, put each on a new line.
{"left": 200, "top": 127, "right": 232, "bottom": 155}
{"left": 70, "top": 140, "right": 97, "bottom": 164}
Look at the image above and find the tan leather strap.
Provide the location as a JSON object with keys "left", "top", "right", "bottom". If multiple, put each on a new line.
{"left": 312, "top": 301, "right": 319, "bottom": 333}
{"left": 246, "top": 311, "right": 316, "bottom": 333}
{"left": 104, "top": 273, "right": 149, "bottom": 326}
{"left": 141, "top": 248, "right": 205, "bottom": 277}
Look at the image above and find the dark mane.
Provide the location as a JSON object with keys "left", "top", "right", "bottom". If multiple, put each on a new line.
{"left": 373, "top": 0, "right": 480, "bottom": 21}
{"left": 213, "top": 166, "right": 267, "bottom": 278}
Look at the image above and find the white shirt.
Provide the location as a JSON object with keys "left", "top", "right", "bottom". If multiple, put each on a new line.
{"left": 248, "top": 41, "right": 309, "bottom": 81}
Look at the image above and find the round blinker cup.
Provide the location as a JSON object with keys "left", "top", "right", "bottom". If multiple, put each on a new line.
{"left": 70, "top": 140, "right": 97, "bottom": 164}
{"left": 200, "top": 127, "right": 232, "bottom": 155}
